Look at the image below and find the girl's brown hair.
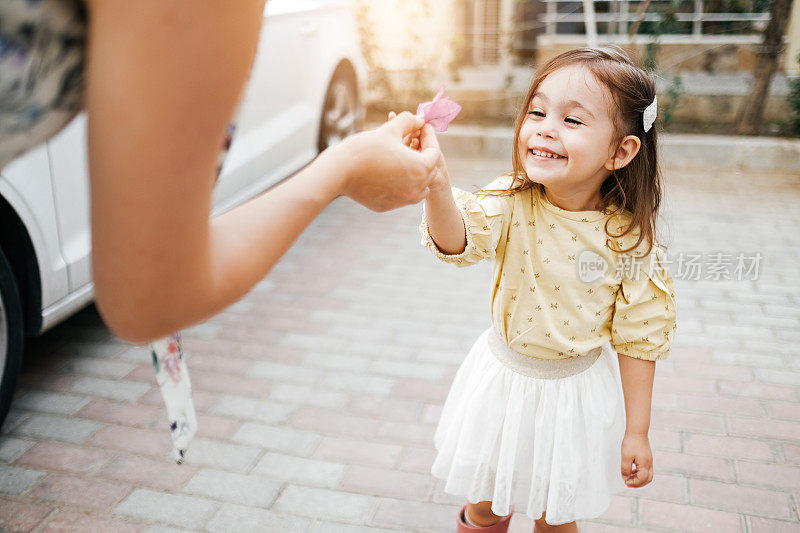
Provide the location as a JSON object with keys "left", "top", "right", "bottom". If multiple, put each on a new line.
{"left": 496, "top": 46, "right": 662, "bottom": 257}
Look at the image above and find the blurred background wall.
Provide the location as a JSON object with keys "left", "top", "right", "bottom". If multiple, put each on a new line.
{"left": 356, "top": 0, "right": 798, "bottom": 135}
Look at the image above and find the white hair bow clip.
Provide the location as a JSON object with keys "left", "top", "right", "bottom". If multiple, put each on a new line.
{"left": 643, "top": 96, "right": 657, "bottom": 133}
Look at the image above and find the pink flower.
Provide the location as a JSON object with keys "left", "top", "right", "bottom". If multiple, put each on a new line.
{"left": 416, "top": 86, "right": 462, "bottom": 132}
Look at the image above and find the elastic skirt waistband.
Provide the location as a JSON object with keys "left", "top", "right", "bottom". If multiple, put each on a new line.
{"left": 487, "top": 329, "right": 602, "bottom": 380}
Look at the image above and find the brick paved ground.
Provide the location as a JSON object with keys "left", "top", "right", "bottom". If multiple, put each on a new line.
{"left": 1, "top": 146, "right": 799, "bottom": 532}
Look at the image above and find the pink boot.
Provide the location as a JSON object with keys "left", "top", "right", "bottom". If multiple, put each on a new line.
{"left": 457, "top": 505, "right": 513, "bottom": 532}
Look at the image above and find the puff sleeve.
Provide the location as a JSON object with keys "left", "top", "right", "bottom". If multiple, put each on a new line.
{"left": 419, "top": 185, "right": 508, "bottom": 267}
{"left": 611, "top": 246, "right": 677, "bottom": 361}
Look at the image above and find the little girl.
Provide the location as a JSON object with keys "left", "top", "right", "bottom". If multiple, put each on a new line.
{"left": 416, "top": 47, "right": 677, "bottom": 531}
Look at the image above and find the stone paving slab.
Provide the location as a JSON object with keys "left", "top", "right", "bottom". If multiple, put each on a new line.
{"left": 0, "top": 147, "right": 799, "bottom": 532}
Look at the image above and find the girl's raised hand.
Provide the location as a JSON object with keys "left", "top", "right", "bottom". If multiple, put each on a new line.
{"left": 418, "top": 122, "right": 451, "bottom": 193}
{"left": 620, "top": 433, "right": 654, "bottom": 488}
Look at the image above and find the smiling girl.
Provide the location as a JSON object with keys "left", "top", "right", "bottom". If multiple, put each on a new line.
{"left": 416, "top": 47, "right": 677, "bottom": 532}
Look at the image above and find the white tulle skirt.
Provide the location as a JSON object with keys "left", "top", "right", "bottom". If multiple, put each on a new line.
{"left": 431, "top": 327, "right": 627, "bottom": 525}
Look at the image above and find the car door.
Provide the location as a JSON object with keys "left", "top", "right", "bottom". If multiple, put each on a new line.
{"left": 45, "top": 115, "right": 92, "bottom": 291}
{"left": 0, "top": 145, "right": 71, "bottom": 307}
{"left": 211, "top": 0, "right": 322, "bottom": 215}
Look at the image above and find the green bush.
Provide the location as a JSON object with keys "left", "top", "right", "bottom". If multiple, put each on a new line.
{"left": 789, "top": 53, "right": 800, "bottom": 137}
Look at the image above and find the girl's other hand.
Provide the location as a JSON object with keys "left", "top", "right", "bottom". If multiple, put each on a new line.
{"left": 620, "top": 433, "right": 654, "bottom": 488}
{"left": 331, "top": 111, "right": 440, "bottom": 212}
{"left": 388, "top": 111, "right": 421, "bottom": 151}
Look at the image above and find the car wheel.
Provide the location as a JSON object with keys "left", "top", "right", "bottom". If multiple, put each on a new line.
{"left": 0, "top": 247, "right": 23, "bottom": 429}
{"left": 318, "top": 72, "right": 359, "bottom": 152}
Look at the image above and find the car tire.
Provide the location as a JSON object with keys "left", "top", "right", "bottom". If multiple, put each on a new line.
{"left": 0, "top": 247, "right": 23, "bottom": 429}
{"left": 318, "top": 71, "right": 360, "bottom": 153}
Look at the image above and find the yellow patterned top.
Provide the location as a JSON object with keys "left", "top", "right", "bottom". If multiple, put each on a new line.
{"left": 419, "top": 176, "right": 677, "bottom": 361}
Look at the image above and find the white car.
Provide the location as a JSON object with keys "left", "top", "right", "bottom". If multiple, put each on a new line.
{"left": 0, "top": 0, "right": 366, "bottom": 425}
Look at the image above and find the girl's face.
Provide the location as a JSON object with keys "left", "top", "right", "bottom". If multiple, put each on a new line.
{"left": 518, "top": 64, "right": 620, "bottom": 195}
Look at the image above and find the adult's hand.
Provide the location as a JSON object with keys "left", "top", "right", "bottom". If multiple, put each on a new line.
{"left": 335, "top": 112, "right": 440, "bottom": 212}
{"left": 387, "top": 114, "right": 449, "bottom": 194}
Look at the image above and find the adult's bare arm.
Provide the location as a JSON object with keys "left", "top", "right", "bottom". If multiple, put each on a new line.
{"left": 85, "top": 1, "right": 437, "bottom": 342}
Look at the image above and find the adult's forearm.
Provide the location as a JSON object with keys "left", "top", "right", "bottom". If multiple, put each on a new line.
{"left": 97, "top": 148, "right": 346, "bottom": 342}
{"left": 205, "top": 148, "right": 347, "bottom": 314}
{"left": 617, "top": 354, "right": 656, "bottom": 435}
{"left": 425, "top": 186, "right": 467, "bottom": 255}
{"left": 89, "top": 104, "right": 433, "bottom": 343}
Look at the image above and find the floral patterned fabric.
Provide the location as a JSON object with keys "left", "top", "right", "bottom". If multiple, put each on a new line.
{"left": 0, "top": 0, "right": 86, "bottom": 168}
{"left": 150, "top": 334, "right": 197, "bottom": 463}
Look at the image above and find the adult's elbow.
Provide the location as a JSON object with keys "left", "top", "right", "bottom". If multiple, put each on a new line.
{"left": 94, "top": 291, "right": 178, "bottom": 344}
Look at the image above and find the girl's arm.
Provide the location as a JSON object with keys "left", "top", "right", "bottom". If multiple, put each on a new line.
{"left": 418, "top": 125, "right": 467, "bottom": 255}
{"left": 617, "top": 354, "right": 656, "bottom": 487}
{"left": 85, "top": 0, "right": 438, "bottom": 342}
